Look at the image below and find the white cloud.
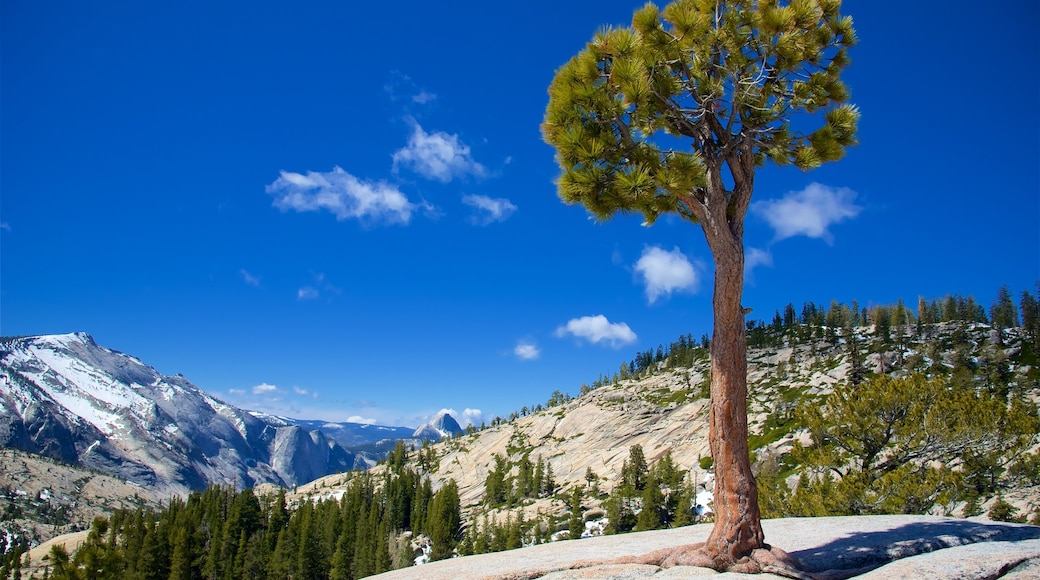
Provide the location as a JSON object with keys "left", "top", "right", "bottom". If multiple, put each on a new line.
{"left": 297, "top": 286, "right": 319, "bottom": 301}
{"left": 0, "top": 222, "right": 10, "bottom": 232}
{"left": 267, "top": 166, "right": 421, "bottom": 224}
{"left": 462, "top": 194, "right": 516, "bottom": 225}
{"left": 346, "top": 415, "right": 377, "bottom": 424}
{"left": 461, "top": 408, "right": 484, "bottom": 427}
{"left": 240, "top": 269, "right": 261, "bottom": 287}
{"left": 252, "top": 383, "right": 278, "bottom": 394}
{"left": 228, "top": 388, "right": 245, "bottom": 395}
{"left": 433, "top": 407, "right": 483, "bottom": 427}
{"left": 385, "top": 71, "right": 436, "bottom": 106}
{"left": 392, "top": 121, "right": 486, "bottom": 182}
{"left": 412, "top": 90, "right": 436, "bottom": 104}
{"left": 634, "top": 246, "right": 700, "bottom": 304}
{"left": 751, "top": 182, "right": 862, "bottom": 243}
{"left": 514, "top": 340, "right": 540, "bottom": 360}
{"left": 293, "top": 386, "right": 310, "bottom": 396}
{"left": 555, "top": 315, "right": 637, "bottom": 348}
{"left": 745, "top": 247, "right": 774, "bottom": 274}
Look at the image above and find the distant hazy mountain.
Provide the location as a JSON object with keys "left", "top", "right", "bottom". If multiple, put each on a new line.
{"left": 249, "top": 412, "right": 415, "bottom": 448}
{"left": 0, "top": 333, "right": 368, "bottom": 496}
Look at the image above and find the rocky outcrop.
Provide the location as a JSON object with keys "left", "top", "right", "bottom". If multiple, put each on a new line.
{"left": 366, "top": 516, "right": 1040, "bottom": 580}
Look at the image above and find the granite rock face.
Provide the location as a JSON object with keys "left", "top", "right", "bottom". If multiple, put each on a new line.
{"left": 369, "top": 516, "right": 1040, "bottom": 580}
{"left": 0, "top": 333, "right": 359, "bottom": 495}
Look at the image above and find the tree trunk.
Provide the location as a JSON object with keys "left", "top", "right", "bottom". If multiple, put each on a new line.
{"left": 702, "top": 227, "right": 765, "bottom": 567}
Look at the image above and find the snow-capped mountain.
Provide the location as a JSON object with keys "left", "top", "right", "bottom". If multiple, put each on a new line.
{"left": 411, "top": 410, "right": 463, "bottom": 441}
{"left": 0, "top": 333, "right": 366, "bottom": 496}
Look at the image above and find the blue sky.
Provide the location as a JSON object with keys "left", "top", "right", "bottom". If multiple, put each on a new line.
{"left": 3, "top": 1, "right": 1037, "bottom": 428}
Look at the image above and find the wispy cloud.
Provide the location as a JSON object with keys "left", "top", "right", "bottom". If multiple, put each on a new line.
{"left": 462, "top": 194, "right": 516, "bottom": 225}
{"left": 752, "top": 183, "right": 862, "bottom": 243}
{"left": 252, "top": 383, "right": 278, "bottom": 394}
{"left": 385, "top": 71, "right": 436, "bottom": 105}
{"left": 634, "top": 246, "right": 700, "bottom": 304}
{"left": 555, "top": 315, "right": 637, "bottom": 348}
{"left": 267, "top": 166, "right": 422, "bottom": 225}
{"left": 744, "top": 247, "right": 774, "bottom": 281}
{"left": 297, "top": 286, "right": 319, "bottom": 301}
{"left": 412, "top": 90, "right": 436, "bottom": 104}
{"left": 392, "top": 120, "right": 486, "bottom": 183}
{"left": 0, "top": 222, "right": 10, "bottom": 232}
{"left": 228, "top": 388, "right": 245, "bottom": 395}
{"left": 514, "top": 340, "right": 540, "bottom": 360}
{"left": 240, "top": 269, "right": 261, "bottom": 287}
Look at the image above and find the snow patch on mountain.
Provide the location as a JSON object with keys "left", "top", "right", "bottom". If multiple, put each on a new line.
{"left": 0, "top": 333, "right": 362, "bottom": 495}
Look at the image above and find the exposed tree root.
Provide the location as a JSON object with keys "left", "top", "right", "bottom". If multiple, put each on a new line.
{"left": 573, "top": 543, "right": 874, "bottom": 580}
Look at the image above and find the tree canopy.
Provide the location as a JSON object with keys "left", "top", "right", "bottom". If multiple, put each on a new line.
{"left": 543, "top": 0, "right": 859, "bottom": 228}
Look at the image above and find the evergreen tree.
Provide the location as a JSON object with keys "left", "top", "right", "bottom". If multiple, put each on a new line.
{"left": 795, "top": 374, "right": 1039, "bottom": 515}
{"left": 47, "top": 545, "right": 79, "bottom": 580}
{"left": 266, "top": 528, "right": 293, "bottom": 580}
{"left": 636, "top": 473, "right": 666, "bottom": 531}
{"left": 672, "top": 477, "right": 696, "bottom": 527}
{"left": 327, "top": 527, "right": 352, "bottom": 580}
{"left": 542, "top": 461, "right": 556, "bottom": 497}
{"left": 534, "top": 456, "right": 546, "bottom": 498}
{"left": 543, "top": 0, "right": 858, "bottom": 563}
{"left": 990, "top": 285, "right": 1019, "bottom": 343}
{"left": 474, "top": 516, "right": 490, "bottom": 554}
{"left": 167, "top": 528, "right": 192, "bottom": 580}
{"left": 426, "top": 480, "right": 461, "bottom": 561}
{"left": 1021, "top": 288, "right": 1039, "bottom": 346}
{"left": 566, "top": 486, "right": 584, "bottom": 540}
{"left": 505, "top": 512, "right": 522, "bottom": 550}
{"left": 483, "top": 454, "right": 509, "bottom": 507}
{"left": 584, "top": 466, "right": 599, "bottom": 495}
{"left": 622, "top": 445, "right": 649, "bottom": 492}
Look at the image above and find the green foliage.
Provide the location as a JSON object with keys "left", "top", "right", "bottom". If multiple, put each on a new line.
{"left": 567, "top": 486, "right": 585, "bottom": 539}
{"left": 543, "top": 0, "right": 858, "bottom": 226}
{"left": 635, "top": 474, "right": 666, "bottom": 531}
{"left": 47, "top": 461, "right": 462, "bottom": 580}
{"left": 426, "top": 481, "right": 461, "bottom": 561}
{"left": 621, "top": 445, "right": 649, "bottom": 492}
{"left": 789, "top": 374, "right": 1038, "bottom": 516}
{"left": 988, "top": 498, "right": 1025, "bottom": 523}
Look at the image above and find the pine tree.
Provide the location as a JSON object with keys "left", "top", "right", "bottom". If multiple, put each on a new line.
{"left": 622, "top": 445, "right": 649, "bottom": 491}
{"left": 566, "top": 486, "right": 585, "bottom": 540}
{"left": 327, "top": 528, "right": 352, "bottom": 580}
{"left": 991, "top": 285, "right": 1019, "bottom": 343}
{"left": 1021, "top": 288, "right": 1039, "bottom": 346}
{"left": 672, "top": 477, "right": 695, "bottom": 527}
{"left": 505, "top": 512, "right": 522, "bottom": 550}
{"left": 167, "top": 527, "right": 192, "bottom": 580}
{"left": 543, "top": 0, "right": 859, "bottom": 561}
{"left": 426, "top": 480, "right": 461, "bottom": 561}
{"left": 636, "top": 473, "right": 665, "bottom": 530}
{"left": 543, "top": 461, "right": 556, "bottom": 497}
{"left": 264, "top": 527, "right": 287, "bottom": 579}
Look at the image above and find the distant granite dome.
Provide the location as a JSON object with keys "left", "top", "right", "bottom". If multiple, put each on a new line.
{"left": 412, "top": 411, "right": 463, "bottom": 441}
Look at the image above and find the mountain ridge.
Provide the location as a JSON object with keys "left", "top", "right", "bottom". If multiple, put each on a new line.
{"left": 0, "top": 333, "right": 366, "bottom": 496}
